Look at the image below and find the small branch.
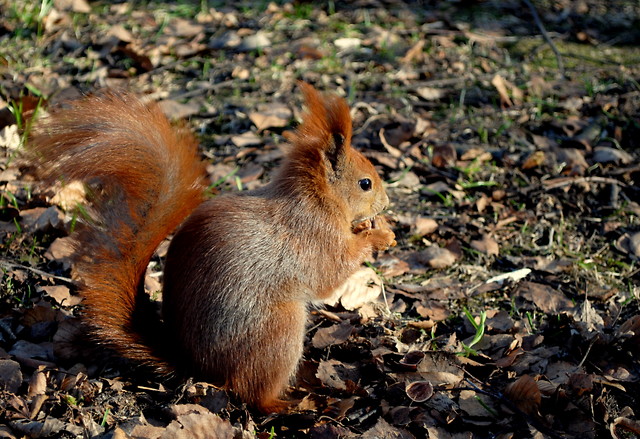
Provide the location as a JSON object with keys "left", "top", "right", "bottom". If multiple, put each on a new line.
{"left": 542, "top": 176, "right": 628, "bottom": 191}
{"left": 0, "top": 259, "right": 74, "bottom": 284}
{"left": 523, "top": 0, "right": 566, "bottom": 78}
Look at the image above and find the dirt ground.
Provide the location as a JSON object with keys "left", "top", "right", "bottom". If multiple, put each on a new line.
{"left": 0, "top": 1, "right": 639, "bottom": 438}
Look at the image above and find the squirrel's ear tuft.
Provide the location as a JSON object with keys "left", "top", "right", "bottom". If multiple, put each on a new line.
{"left": 291, "top": 82, "right": 352, "bottom": 153}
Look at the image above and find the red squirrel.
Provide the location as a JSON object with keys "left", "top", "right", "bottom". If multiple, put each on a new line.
{"left": 28, "top": 83, "right": 396, "bottom": 413}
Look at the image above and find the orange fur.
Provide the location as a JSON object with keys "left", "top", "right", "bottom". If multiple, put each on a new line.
{"left": 28, "top": 85, "right": 395, "bottom": 412}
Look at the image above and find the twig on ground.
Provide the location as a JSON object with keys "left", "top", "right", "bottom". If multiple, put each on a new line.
{"left": 542, "top": 176, "right": 628, "bottom": 190}
{"left": 0, "top": 259, "right": 74, "bottom": 284}
{"left": 523, "top": 0, "right": 565, "bottom": 78}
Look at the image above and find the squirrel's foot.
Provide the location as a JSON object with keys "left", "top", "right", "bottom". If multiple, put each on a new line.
{"left": 257, "top": 397, "right": 291, "bottom": 414}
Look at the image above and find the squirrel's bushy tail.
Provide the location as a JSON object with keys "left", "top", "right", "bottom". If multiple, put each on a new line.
{"left": 29, "top": 92, "right": 207, "bottom": 373}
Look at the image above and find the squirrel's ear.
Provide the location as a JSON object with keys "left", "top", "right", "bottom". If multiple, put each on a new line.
{"left": 294, "top": 82, "right": 353, "bottom": 179}
{"left": 325, "top": 132, "right": 347, "bottom": 180}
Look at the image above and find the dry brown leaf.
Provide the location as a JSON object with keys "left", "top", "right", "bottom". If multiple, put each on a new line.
{"left": 412, "top": 216, "right": 438, "bottom": 237}
{"left": 517, "top": 281, "right": 573, "bottom": 314}
{"left": 311, "top": 322, "right": 354, "bottom": 349}
{"left": 50, "top": 180, "right": 85, "bottom": 211}
{"left": 20, "top": 207, "right": 64, "bottom": 233}
{"left": 40, "top": 285, "right": 81, "bottom": 307}
{"left": 158, "top": 99, "right": 201, "bottom": 120}
{"left": 249, "top": 104, "right": 292, "bottom": 131}
{"left": 458, "top": 389, "right": 495, "bottom": 418}
{"left": 375, "top": 255, "right": 410, "bottom": 278}
{"left": 111, "top": 428, "right": 134, "bottom": 439}
{"left": 316, "top": 359, "right": 357, "bottom": 390}
{"left": 27, "top": 367, "right": 48, "bottom": 397}
{"left": 432, "top": 143, "right": 457, "bottom": 168}
{"left": 415, "top": 300, "right": 450, "bottom": 321}
{"left": 166, "top": 18, "right": 205, "bottom": 38}
{"left": 504, "top": 374, "right": 541, "bottom": 416}
{"left": 554, "top": 147, "right": 588, "bottom": 176}
{"left": 568, "top": 373, "right": 593, "bottom": 396}
{"left": 361, "top": 417, "right": 413, "bottom": 439}
{"left": 401, "top": 39, "right": 425, "bottom": 64}
{"left": 592, "top": 146, "right": 633, "bottom": 165}
{"left": 230, "top": 131, "right": 262, "bottom": 147}
{"left": 416, "top": 245, "right": 458, "bottom": 269}
{"left": 616, "top": 315, "right": 640, "bottom": 345}
{"left": 324, "top": 267, "right": 382, "bottom": 310}
{"left": 417, "top": 352, "right": 464, "bottom": 386}
{"left": 107, "top": 24, "right": 133, "bottom": 43}
{"left": 521, "top": 151, "right": 546, "bottom": 170}
{"left": 160, "top": 405, "right": 235, "bottom": 439}
{"left": 470, "top": 234, "right": 499, "bottom": 256}
{"left": 492, "top": 74, "right": 515, "bottom": 107}
{"left": 55, "top": 0, "right": 91, "bottom": 13}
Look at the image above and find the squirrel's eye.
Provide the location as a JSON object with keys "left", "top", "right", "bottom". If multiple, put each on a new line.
{"left": 359, "top": 178, "right": 372, "bottom": 191}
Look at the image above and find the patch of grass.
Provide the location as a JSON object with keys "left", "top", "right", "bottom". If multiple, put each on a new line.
{"left": 6, "top": 0, "right": 54, "bottom": 39}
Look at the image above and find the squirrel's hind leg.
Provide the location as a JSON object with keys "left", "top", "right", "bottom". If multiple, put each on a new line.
{"left": 229, "top": 301, "right": 306, "bottom": 413}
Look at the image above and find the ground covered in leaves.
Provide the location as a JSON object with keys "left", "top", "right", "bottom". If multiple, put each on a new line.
{"left": 1, "top": 1, "right": 640, "bottom": 438}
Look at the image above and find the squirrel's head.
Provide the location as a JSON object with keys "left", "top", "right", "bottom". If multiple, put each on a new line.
{"left": 285, "top": 82, "right": 389, "bottom": 226}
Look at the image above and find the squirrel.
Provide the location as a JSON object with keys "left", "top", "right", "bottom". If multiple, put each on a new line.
{"left": 28, "top": 83, "right": 396, "bottom": 413}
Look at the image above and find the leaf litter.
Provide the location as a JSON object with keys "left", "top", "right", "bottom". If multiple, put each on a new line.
{"left": 1, "top": 0, "right": 639, "bottom": 438}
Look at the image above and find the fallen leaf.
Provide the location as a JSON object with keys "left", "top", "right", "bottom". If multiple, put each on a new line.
{"left": 316, "top": 359, "right": 357, "bottom": 390}
{"left": 375, "top": 255, "right": 410, "bottom": 278}
{"left": 50, "top": 180, "right": 86, "bottom": 211}
{"left": 554, "top": 147, "right": 588, "bottom": 176}
{"left": 432, "top": 143, "right": 457, "bottom": 168}
{"left": 491, "top": 74, "right": 514, "bottom": 107}
{"left": 160, "top": 407, "right": 235, "bottom": 439}
{"left": 470, "top": 234, "right": 499, "bottom": 256}
{"left": 0, "top": 124, "right": 20, "bottom": 150}
{"left": 412, "top": 216, "right": 438, "bottom": 237}
{"left": 592, "top": 146, "right": 633, "bottom": 165}
{"left": 240, "top": 31, "right": 271, "bottom": 51}
{"left": 249, "top": 103, "right": 292, "bottom": 131}
{"left": 416, "top": 245, "right": 458, "bottom": 269}
{"left": 324, "top": 267, "right": 382, "bottom": 310}
{"left": 517, "top": 281, "right": 572, "bottom": 313}
{"left": 20, "top": 207, "right": 64, "bottom": 233}
{"left": 230, "top": 131, "right": 262, "bottom": 147}
{"left": 504, "top": 374, "right": 541, "bottom": 416}
{"left": 334, "top": 37, "right": 361, "bottom": 51}
{"left": 159, "top": 99, "right": 201, "bottom": 120}
{"left": 417, "top": 352, "right": 464, "bottom": 386}
{"left": 312, "top": 322, "right": 354, "bottom": 349}
{"left": 40, "top": 285, "right": 81, "bottom": 307}
{"left": 521, "top": 151, "right": 546, "bottom": 170}
{"left": 166, "top": 18, "right": 204, "bottom": 38}
{"left": 416, "top": 87, "right": 445, "bottom": 101}
{"left": 401, "top": 39, "right": 425, "bottom": 64}
{"left": 616, "top": 315, "right": 640, "bottom": 345}
{"left": 361, "top": 417, "right": 413, "bottom": 439}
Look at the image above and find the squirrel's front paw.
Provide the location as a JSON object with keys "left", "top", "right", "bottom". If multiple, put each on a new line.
{"left": 369, "top": 228, "right": 396, "bottom": 251}
{"left": 352, "top": 219, "right": 372, "bottom": 234}
{"left": 367, "top": 217, "right": 396, "bottom": 250}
